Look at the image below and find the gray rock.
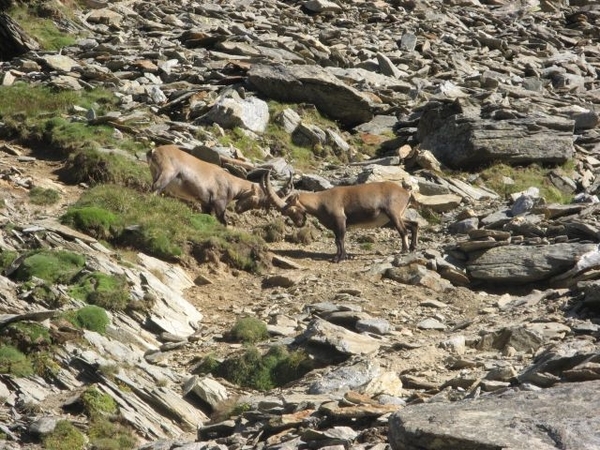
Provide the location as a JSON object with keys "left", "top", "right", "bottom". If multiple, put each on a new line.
{"left": 248, "top": 64, "right": 374, "bottom": 127}
{"left": 29, "top": 416, "right": 60, "bottom": 436}
{"left": 417, "top": 99, "right": 574, "bottom": 170}
{"left": 201, "top": 90, "right": 270, "bottom": 133}
{"left": 183, "top": 376, "right": 229, "bottom": 408}
{"left": 467, "top": 243, "right": 598, "bottom": 284}
{"left": 309, "top": 359, "right": 381, "bottom": 395}
{"left": 389, "top": 380, "right": 600, "bottom": 450}
{"left": 296, "top": 318, "right": 381, "bottom": 357}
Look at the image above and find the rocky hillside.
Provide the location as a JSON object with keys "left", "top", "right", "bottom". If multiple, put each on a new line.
{"left": 1, "top": 0, "right": 600, "bottom": 449}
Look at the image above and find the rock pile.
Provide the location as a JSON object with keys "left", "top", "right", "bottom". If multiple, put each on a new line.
{"left": 1, "top": 0, "right": 600, "bottom": 449}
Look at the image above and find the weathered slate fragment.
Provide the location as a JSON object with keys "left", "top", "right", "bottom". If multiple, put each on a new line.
{"left": 388, "top": 380, "right": 600, "bottom": 450}
{"left": 416, "top": 99, "right": 574, "bottom": 169}
{"left": 247, "top": 64, "right": 374, "bottom": 127}
{"left": 0, "top": 12, "right": 40, "bottom": 60}
{"left": 466, "top": 243, "right": 597, "bottom": 284}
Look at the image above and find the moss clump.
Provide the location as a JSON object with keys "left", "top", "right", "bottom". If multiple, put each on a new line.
{"left": 0, "top": 344, "right": 34, "bottom": 377}
{"left": 81, "top": 386, "right": 118, "bottom": 418}
{"left": 228, "top": 317, "right": 269, "bottom": 344}
{"left": 42, "top": 420, "right": 86, "bottom": 450}
{"left": 88, "top": 417, "right": 138, "bottom": 450}
{"left": 31, "top": 351, "right": 61, "bottom": 380}
{"left": 61, "top": 206, "right": 120, "bottom": 240}
{"left": 65, "top": 305, "right": 110, "bottom": 334}
{"left": 213, "top": 345, "right": 314, "bottom": 391}
{"left": 29, "top": 187, "right": 60, "bottom": 205}
{"left": 9, "top": 3, "right": 78, "bottom": 51}
{"left": 0, "top": 250, "right": 18, "bottom": 273}
{"left": 69, "top": 272, "right": 130, "bottom": 311}
{"left": 13, "top": 250, "right": 85, "bottom": 284}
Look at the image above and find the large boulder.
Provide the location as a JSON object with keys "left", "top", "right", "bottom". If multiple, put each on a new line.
{"left": 416, "top": 98, "right": 574, "bottom": 170}
{"left": 389, "top": 380, "right": 600, "bottom": 450}
{"left": 248, "top": 64, "right": 374, "bottom": 127}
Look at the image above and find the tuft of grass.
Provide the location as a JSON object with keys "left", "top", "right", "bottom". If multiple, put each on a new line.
{"left": 29, "top": 187, "right": 60, "bottom": 205}
{"left": 420, "top": 207, "right": 442, "bottom": 225}
{"left": 217, "top": 126, "right": 266, "bottom": 161}
{"left": 288, "top": 227, "right": 315, "bottom": 245}
{"left": 473, "top": 162, "right": 574, "bottom": 204}
{"left": 31, "top": 351, "right": 62, "bottom": 380}
{"left": 88, "top": 417, "right": 138, "bottom": 450}
{"left": 64, "top": 305, "right": 110, "bottom": 334}
{"left": 210, "top": 397, "right": 251, "bottom": 422}
{"left": 0, "top": 83, "right": 86, "bottom": 120}
{"left": 61, "top": 206, "right": 120, "bottom": 240}
{"left": 61, "top": 185, "right": 270, "bottom": 272}
{"left": 12, "top": 249, "right": 86, "bottom": 284}
{"left": 69, "top": 272, "right": 130, "bottom": 311}
{"left": 213, "top": 345, "right": 314, "bottom": 391}
{"left": 0, "top": 250, "right": 18, "bottom": 273}
{"left": 81, "top": 386, "right": 118, "bottom": 418}
{"left": 42, "top": 420, "right": 86, "bottom": 450}
{"left": 194, "top": 354, "right": 221, "bottom": 375}
{"left": 0, "top": 344, "right": 34, "bottom": 377}
{"left": 228, "top": 317, "right": 269, "bottom": 343}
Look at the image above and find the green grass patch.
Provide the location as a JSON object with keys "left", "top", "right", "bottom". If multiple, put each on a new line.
{"left": 29, "top": 186, "right": 61, "bottom": 205}
{"left": 0, "top": 83, "right": 149, "bottom": 188}
{"left": 61, "top": 206, "right": 120, "bottom": 240}
{"left": 81, "top": 386, "right": 118, "bottom": 418}
{"left": 61, "top": 185, "right": 269, "bottom": 272}
{"left": 12, "top": 249, "right": 85, "bottom": 284}
{"left": 214, "top": 101, "right": 349, "bottom": 171}
{"left": 69, "top": 272, "right": 130, "bottom": 311}
{"left": 69, "top": 272, "right": 131, "bottom": 311}
{"left": 42, "top": 420, "right": 86, "bottom": 450}
{"left": 227, "top": 317, "right": 269, "bottom": 343}
{"left": 212, "top": 345, "right": 314, "bottom": 391}
{"left": 0, "top": 250, "right": 18, "bottom": 273}
{"left": 64, "top": 305, "right": 110, "bottom": 334}
{"left": 9, "top": 3, "right": 78, "bottom": 51}
{"left": 88, "top": 417, "right": 138, "bottom": 450}
{"left": 0, "top": 344, "right": 34, "bottom": 377}
{"left": 0, "top": 83, "right": 113, "bottom": 120}
{"left": 31, "top": 351, "right": 62, "bottom": 380}
{"left": 474, "top": 162, "right": 574, "bottom": 204}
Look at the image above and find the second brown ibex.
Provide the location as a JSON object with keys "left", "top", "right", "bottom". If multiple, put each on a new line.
{"left": 147, "top": 145, "right": 273, "bottom": 225}
{"left": 261, "top": 171, "right": 419, "bottom": 262}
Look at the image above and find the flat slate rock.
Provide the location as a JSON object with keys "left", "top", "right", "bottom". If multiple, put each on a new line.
{"left": 388, "top": 380, "right": 600, "bottom": 450}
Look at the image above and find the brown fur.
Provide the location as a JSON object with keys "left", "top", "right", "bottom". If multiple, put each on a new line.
{"left": 146, "top": 145, "right": 268, "bottom": 225}
{"left": 262, "top": 173, "right": 418, "bottom": 262}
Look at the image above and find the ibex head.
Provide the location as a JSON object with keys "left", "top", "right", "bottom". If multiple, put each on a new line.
{"left": 261, "top": 171, "right": 306, "bottom": 227}
{"left": 234, "top": 183, "right": 265, "bottom": 214}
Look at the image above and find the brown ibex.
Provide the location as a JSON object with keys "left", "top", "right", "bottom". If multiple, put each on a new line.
{"left": 146, "top": 145, "right": 274, "bottom": 225}
{"left": 262, "top": 171, "right": 419, "bottom": 262}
